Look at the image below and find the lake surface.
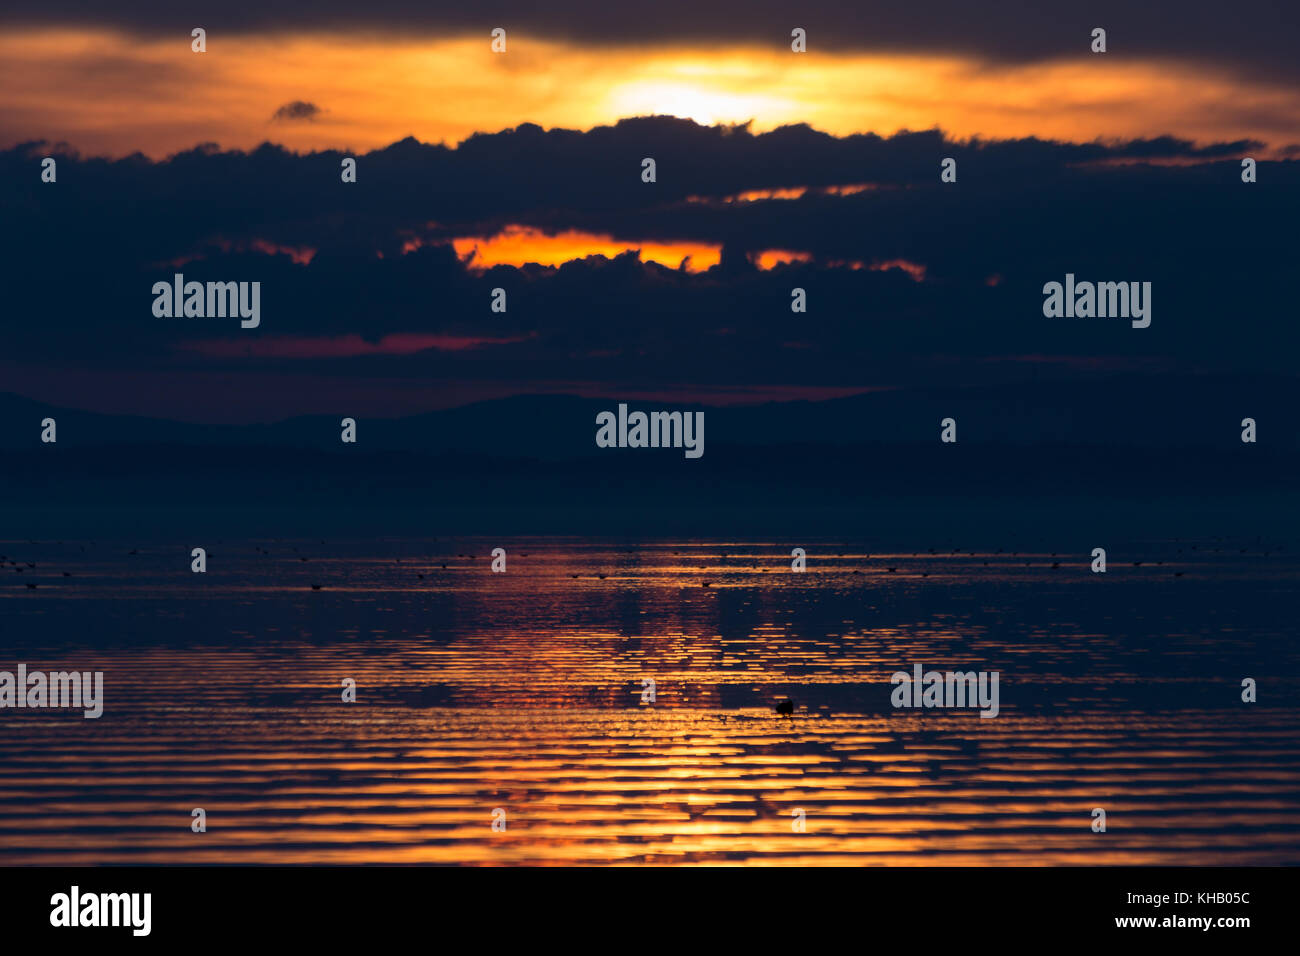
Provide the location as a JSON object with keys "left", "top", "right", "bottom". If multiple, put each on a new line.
{"left": 1, "top": 537, "right": 1297, "bottom": 864}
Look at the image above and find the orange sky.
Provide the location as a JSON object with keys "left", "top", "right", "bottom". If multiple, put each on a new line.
{"left": 3, "top": 29, "right": 1298, "bottom": 158}
{"left": 450, "top": 227, "right": 722, "bottom": 272}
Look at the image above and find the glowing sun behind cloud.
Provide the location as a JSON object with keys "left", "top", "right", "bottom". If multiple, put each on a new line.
{"left": 606, "top": 80, "right": 795, "bottom": 128}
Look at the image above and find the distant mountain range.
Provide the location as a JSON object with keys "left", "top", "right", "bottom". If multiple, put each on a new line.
{"left": 2, "top": 375, "right": 1294, "bottom": 538}
{"left": 1, "top": 372, "right": 1295, "bottom": 456}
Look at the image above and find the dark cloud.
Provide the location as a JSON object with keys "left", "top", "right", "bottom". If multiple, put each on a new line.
{"left": 4, "top": 2, "right": 1299, "bottom": 83}
{"left": 271, "top": 100, "right": 324, "bottom": 122}
{"left": 1, "top": 118, "right": 1296, "bottom": 417}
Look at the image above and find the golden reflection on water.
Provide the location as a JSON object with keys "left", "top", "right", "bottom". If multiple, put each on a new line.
{"left": 0, "top": 539, "right": 1298, "bottom": 864}
{"left": 2, "top": 706, "right": 1298, "bottom": 865}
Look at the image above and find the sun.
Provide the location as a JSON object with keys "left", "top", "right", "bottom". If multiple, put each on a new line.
{"left": 606, "top": 80, "right": 785, "bottom": 127}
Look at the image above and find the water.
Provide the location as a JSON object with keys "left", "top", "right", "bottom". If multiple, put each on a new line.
{"left": 1, "top": 537, "right": 1297, "bottom": 864}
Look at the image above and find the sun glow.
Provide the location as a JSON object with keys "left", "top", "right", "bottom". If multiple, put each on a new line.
{"left": 605, "top": 81, "right": 795, "bottom": 128}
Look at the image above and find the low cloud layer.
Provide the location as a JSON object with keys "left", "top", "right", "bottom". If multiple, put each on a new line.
{"left": 2, "top": 118, "right": 1296, "bottom": 418}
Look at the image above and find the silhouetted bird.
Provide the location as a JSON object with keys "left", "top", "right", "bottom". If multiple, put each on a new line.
{"left": 774, "top": 699, "right": 794, "bottom": 715}
{"left": 701, "top": 581, "right": 712, "bottom": 587}
{"left": 310, "top": 584, "right": 322, "bottom": 590}
{"left": 25, "top": 583, "right": 36, "bottom": 589}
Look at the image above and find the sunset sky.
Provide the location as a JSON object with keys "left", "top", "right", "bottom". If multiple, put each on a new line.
{"left": 2, "top": 31, "right": 1298, "bottom": 157}
{"left": 1, "top": 1, "right": 1296, "bottom": 421}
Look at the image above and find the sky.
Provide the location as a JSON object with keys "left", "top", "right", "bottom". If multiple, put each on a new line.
{"left": 1, "top": 1, "right": 1296, "bottom": 421}
{"left": 5, "top": 3, "right": 1300, "bottom": 157}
